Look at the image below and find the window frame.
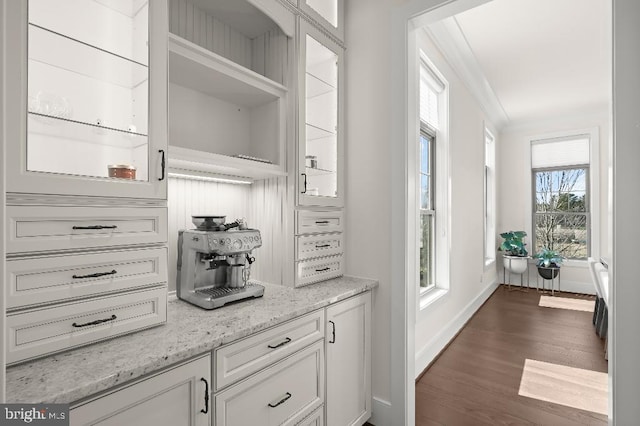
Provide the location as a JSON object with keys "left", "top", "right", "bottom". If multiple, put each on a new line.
{"left": 531, "top": 165, "right": 591, "bottom": 260}
{"left": 419, "top": 123, "right": 436, "bottom": 294}
{"left": 483, "top": 128, "right": 496, "bottom": 267}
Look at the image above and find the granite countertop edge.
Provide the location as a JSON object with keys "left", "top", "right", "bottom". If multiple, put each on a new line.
{"left": 6, "top": 276, "right": 378, "bottom": 405}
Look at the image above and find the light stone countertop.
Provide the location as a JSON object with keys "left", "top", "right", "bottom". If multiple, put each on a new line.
{"left": 6, "top": 276, "right": 377, "bottom": 405}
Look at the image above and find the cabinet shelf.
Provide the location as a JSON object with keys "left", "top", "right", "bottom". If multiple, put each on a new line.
{"left": 305, "top": 166, "right": 335, "bottom": 176}
{"left": 169, "top": 146, "right": 286, "bottom": 181}
{"left": 306, "top": 72, "right": 335, "bottom": 99}
{"left": 306, "top": 123, "right": 336, "bottom": 141}
{"left": 168, "top": 34, "right": 287, "bottom": 107}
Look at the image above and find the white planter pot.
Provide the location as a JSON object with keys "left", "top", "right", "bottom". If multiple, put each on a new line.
{"left": 503, "top": 255, "right": 528, "bottom": 274}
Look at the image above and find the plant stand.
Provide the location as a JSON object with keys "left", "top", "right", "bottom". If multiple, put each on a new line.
{"left": 503, "top": 261, "right": 530, "bottom": 292}
{"left": 536, "top": 267, "right": 561, "bottom": 295}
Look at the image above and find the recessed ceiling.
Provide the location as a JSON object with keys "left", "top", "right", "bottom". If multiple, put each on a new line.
{"left": 453, "top": 0, "right": 611, "bottom": 124}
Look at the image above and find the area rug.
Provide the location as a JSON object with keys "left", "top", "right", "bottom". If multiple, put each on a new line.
{"left": 519, "top": 359, "right": 608, "bottom": 415}
{"left": 539, "top": 295, "right": 595, "bottom": 312}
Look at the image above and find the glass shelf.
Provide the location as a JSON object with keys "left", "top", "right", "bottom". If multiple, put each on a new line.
{"left": 306, "top": 72, "right": 335, "bottom": 99}
{"left": 306, "top": 123, "right": 336, "bottom": 141}
{"left": 306, "top": 166, "right": 335, "bottom": 176}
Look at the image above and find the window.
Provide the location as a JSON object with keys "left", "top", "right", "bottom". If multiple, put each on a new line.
{"left": 484, "top": 129, "right": 495, "bottom": 265}
{"left": 531, "top": 136, "right": 591, "bottom": 260}
{"left": 418, "top": 57, "right": 443, "bottom": 293}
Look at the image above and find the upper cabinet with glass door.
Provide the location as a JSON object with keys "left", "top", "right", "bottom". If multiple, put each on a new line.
{"left": 298, "top": 19, "right": 344, "bottom": 208}
{"left": 300, "top": 0, "right": 344, "bottom": 42}
{"left": 4, "top": 0, "right": 167, "bottom": 199}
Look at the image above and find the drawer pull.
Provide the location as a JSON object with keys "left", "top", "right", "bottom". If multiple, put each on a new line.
{"left": 158, "top": 149, "right": 166, "bottom": 181}
{"left": 316, "top": 267, "right": 331, "bottom": 272}
{"left": 72, "top": 269, "right": 117, "bottom": 279}
{"left": 72, "top": 314, "right": 117, "bottom": 328}
{"left": 72, "top": 225, "right": 118, "bottom": 230}
{"left": 315, "top": 220, "right": 330, "bottom": 225}
{"left": 268, "top": 392, "right": 292, "bottom": 408}
{"left": 315, "top": 244, "right": 331, "bottom": 248}
{"left": 200, "top": 378, "right": 209, "bottom": 414}
{"left": 329, "top": 320, "right": 336, "bottom": 343}
{"left": 267, "top": 337, "right": 291, "bottom": 349}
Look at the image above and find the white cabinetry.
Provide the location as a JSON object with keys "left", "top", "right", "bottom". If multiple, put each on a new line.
{"left": 297, "top": 19, "right": 344, "bottom": 208}
{"left": 326, "top": 293, "right": 372, "bottom": 426}
{"left": 4, "top": 0, "right": 168, "bottom": 200}
{"left": 70, "top": 354, "right": 211, "bottom": 426}
{"left": 167, "top": 0, "right": 293, "bottom": 181}
{"left": 300, "top": 0, "right": 344, "bottom": 42}
{"left": 2, "top": 0, "right": 169, "bottom": 364}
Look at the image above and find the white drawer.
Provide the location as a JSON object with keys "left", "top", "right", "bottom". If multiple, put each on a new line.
{"left": 296, "top": 255, "right": 344, "bottom": 287}
{"left": 297, "top": 407, "right": 324, "bottom": 426}
{"left": 6, "top": 247, "right": 168, "bottom": 310}
{"left": 296, "top": 210, "right": 343, "bottom": 235}
{"left": 6, "top": 287, "right": 167, "bottom": 365}
{"left": 6, "top": 206, "right": 167, "bottom": 254}
{"left": 215, "top": 341, "right": 324, "bottom": 426}
{"left": 296, "top": 233, "right": 343, "bottom": 261}
{"left": 215, "top": 310, "right": 324, "bottom": 391}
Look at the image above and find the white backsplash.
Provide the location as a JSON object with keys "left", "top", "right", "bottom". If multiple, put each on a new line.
{"left": 168, "top": 175, "right": 288, "bottom": 291}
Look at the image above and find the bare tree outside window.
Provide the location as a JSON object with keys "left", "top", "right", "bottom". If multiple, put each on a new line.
{"left": 534, "top": 167, "right": 589, "bottom": 259}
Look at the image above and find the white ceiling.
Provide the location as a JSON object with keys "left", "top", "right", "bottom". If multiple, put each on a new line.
{"left": 452, "top": 0, "right": 611, "bottom": 125}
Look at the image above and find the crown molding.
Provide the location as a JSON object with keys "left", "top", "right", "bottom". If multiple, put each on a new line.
{"left": 425, "top": 17, "right": 510, "bottom": 130}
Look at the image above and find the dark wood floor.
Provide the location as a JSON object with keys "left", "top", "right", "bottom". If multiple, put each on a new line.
{"left": 415, "top": 285, "right": 608, "bottom": 425}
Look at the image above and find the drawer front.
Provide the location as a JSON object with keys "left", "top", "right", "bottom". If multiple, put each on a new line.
{"left": 215, "top": 341, "right": 324, "bottom": 426}
{"left": 297, "top": 407, "right": 324, "bottom": 426}
{"left": 7, "top": 206, "right": 168, "bottom": 254}
{"left": 296, "top": 233, "right": 343, "bottom": 261}
{"left": 215, "top": 310, "right": 324, "bottom": 391}
{"left": 7, "top": 247, "right": 168, "bottom": 310}
{"left": 296, "top": 255, "right": 344, "bottom": 287}
{"left": 296, "top": 210, "right": 343, "bottom": 235}
{"left": 6, "top": 287, "right": 167, "bottom": 365}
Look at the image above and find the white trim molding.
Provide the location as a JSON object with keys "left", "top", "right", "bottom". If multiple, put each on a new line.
{"left": 426, "top": 18, "right": 509, "bottom": 129}
{"left": 369, "top": 397, "right": 392, "bottom": 426}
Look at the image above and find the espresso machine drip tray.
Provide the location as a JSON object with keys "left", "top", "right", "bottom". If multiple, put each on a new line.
{"left": 191, "top": 283, "right": 265, "bottom": 309}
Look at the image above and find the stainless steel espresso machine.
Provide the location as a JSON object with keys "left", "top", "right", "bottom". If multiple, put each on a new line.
{"left": 177, "top": 215, "right": 264, "bottom": 309}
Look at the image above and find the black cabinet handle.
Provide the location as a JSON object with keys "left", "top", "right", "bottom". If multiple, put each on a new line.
{"left": 268, "top": 337, "right": 291, "bottom": 349}
{"left": 316, "top": 267, "right": 330, "bottom": 272}
{"left": 268, "top": 392, "right": 292, "bottom": 408}
{"left": 315, "top": 221, "right": 329, "bottom": 225}
{"left": 329, "top": 320, "right": 336, "bottom": 343}
{"left": 301, "top": 173, "right": 307, "bottom": 194}
{"left": 200, "top": 378, "right": 209, "bottom": 414}
{"left": 72, "top": 225, "right": 117, "bottom": 230}
{"left": 315, "top": 244, "right": 331, "bottom": 249}
{"left": 72, "top": 270, "right": 117, "bottom": 279}
{"left": 158, "top": 149, "right": 166, "bottom": 181}
{"left": 72, "top": 314, "right": 117, "bottom": 328}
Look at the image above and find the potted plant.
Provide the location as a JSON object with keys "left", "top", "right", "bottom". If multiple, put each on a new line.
{"left": 499, "top": 231, "right": 529, "bottom": 274}
{"left": 534, "top": 247, "right": 564, "bottom": 279}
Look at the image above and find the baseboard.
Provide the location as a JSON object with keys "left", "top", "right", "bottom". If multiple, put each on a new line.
{"left": 414, "top": 280, "right": 499, "bottom": 377}
{"left": 368, "top": 397, "right": 392, "bottom": 426}
{"left": 505, "top": 279, "right": 595, "bottom": 295}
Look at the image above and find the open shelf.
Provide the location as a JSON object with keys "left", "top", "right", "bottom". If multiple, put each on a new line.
{"left": 168, "top": 34, "right": 287, "bottom": 106}
{"left": 168, "top": 146, "right": 286, "bottom": 181}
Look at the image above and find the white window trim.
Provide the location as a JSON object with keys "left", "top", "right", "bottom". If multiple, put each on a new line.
{"left": 483, "top": 125, "right": 496, "bottom": 269}
{"left": 525, "top": 127, "right": 600, "bottom": 267}
{"left": 413, "top": 41, "right": 450, "bottom": 313}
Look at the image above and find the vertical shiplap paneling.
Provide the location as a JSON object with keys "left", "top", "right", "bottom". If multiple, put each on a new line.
{"left": 247, "top": 176, "right": 290, "bottom": 285}
{"left": 168, "top": 0, "right": 287, "bottom": 85}
{"left": 168, "top": 176, "right": 253, "bottom": 292}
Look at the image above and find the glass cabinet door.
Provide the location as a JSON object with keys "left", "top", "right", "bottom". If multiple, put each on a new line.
{"left": 5, "top": 0, "right": 167, "bottom": 199}
{"left": 299, "top": 20, "right": 344, "bottom": 207}
{"left": 300, "top": 0, "right": 344, "bottom": 41}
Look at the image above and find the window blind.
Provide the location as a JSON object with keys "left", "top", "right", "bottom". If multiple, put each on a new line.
{"left": 420, "top": 62, "right": 444, "bottom": 129}
{"left": 531, "top": 137, "right": 590, "bottom": 169}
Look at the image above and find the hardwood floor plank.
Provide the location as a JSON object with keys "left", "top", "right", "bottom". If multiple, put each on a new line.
{"left": 415, "top": 286, "right": 608, "bottom": 425}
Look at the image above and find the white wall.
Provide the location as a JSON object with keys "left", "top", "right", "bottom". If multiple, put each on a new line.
{"left": 612, "top": 0, "right": 640, "bottom": 423}
{"left": 498, "top": 111, "right": 610, "bottom": 294}
{"left": 413, "top": 30, "right": 498, "bottom": 375}
{"left": 0, "top": 0, "right": 6, "bottom": 402}
{"left": 345, "top": 0, "right": 497, "bottom": 422}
